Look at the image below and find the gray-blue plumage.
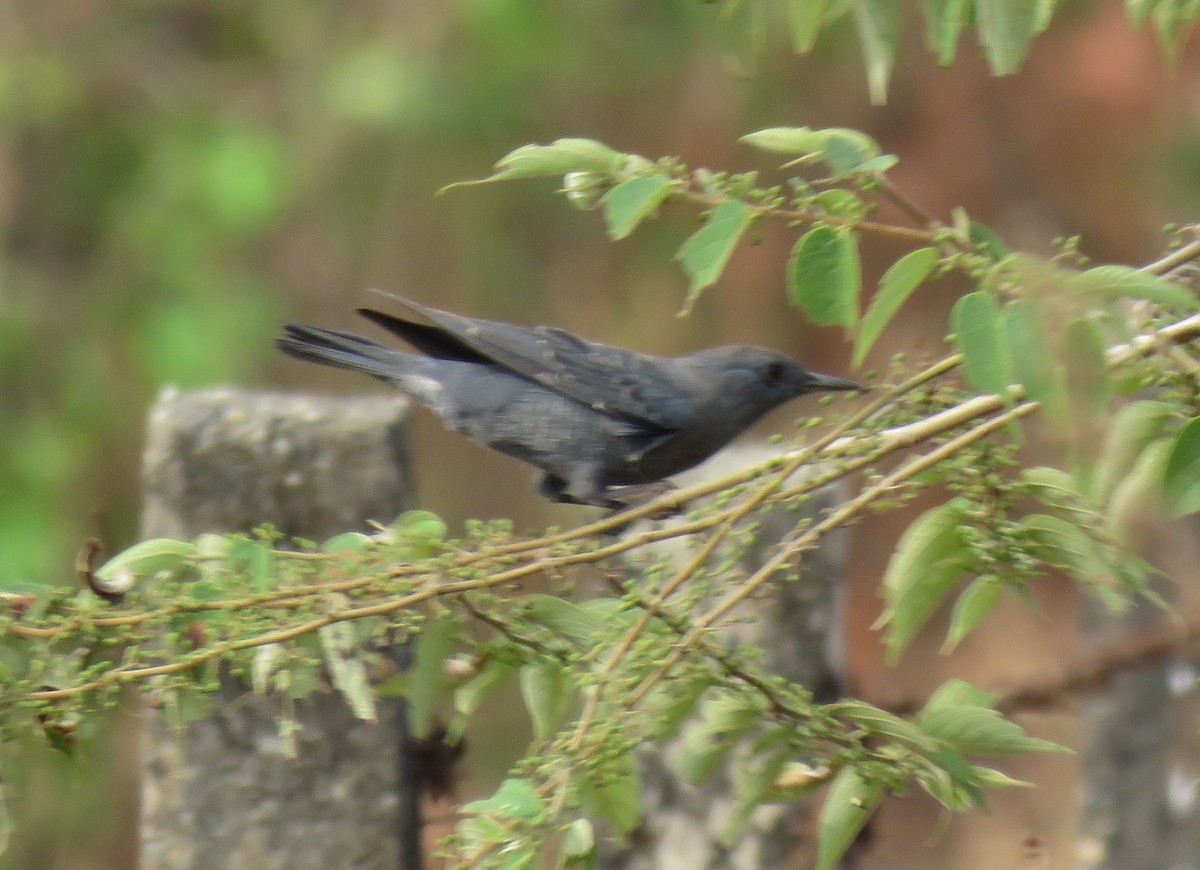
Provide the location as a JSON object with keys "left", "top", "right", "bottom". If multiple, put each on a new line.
{"left": 277, "top": 293, "right": 860, "bottom": 508}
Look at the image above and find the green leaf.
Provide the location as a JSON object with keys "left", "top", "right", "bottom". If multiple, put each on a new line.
{"left": 410, "top": 613, "right": 456, "bottom": 737}
{"left": 464, "top": 777, "right": 546, "bottom": 823}
{"left": 855, "top": 247, "right": 938, "bottom": 366}
{"left": 1019, "top": 513, "right": 1125, "bottom": 606}
{"left": 94, "top": 538, "right": 196, "bottom": 583}
{"left": 601, "top": 173, "right": 674, "bottom": 240}
{"left": 815, "top": 766, "right": 885, "bottom": 870}
{"left": 1002, "top": 299, "right": 1063, "bottom": 422}
{"left": 926, "top": 0, "right": 972, "bottom": 64}
{"left": 824, "top": 699, "right": 938, "bottom": 752}
{"left": 811, "top": 188, "right": 868, "bottom": 220}
{"left": 524, "top": 594, "right": 604, "bottom": 643}
{"left": 441, "top": 139, "right": 624, "bottom": 191}
{"left": 878, "top": 500, "right": 973, "bottom": 662}
{"left": 1094, "top": 401, "right": 1175, "bottom": 499}
{"left": 924, "top": 678, "right": 996, "bottom": 711}
{"left": 228, "top": 538, "right": 275, "bottom": 592}
{"left": 726, "top": 748, "right": 796, "bottom": 842}
{"left": 321, "top": 532, "right": 371, "bottom": 554}
{"left": 577, "top": 750, "right": 642, "bottom": 834}
{"left": 788, "top": 223, "right": 861, "bottom": 328}
{"left": 1127, "top": 0, "right": 1161, "bottom": 28}
{"left": 393, "top": 509, "right": 448, "bottom": 556}
{"left": 740, "top": 126, "right": 824, "bottom": 155}
{"left": 788, "top": 0, "right": 837, "bottom": 51}
{"left": 1063, "top": 317, "right": 1113, "bottom": 421}
{"left": 967, "top": 220, "right": 1011, "bottom": 259}
{"left": 951, "top": 291, "right": 1013, "bottom": 397}
{"left": 1163, "top": 416, "right": 1200, "bottom": 516}
{"left": 853, "top": 0, "right": 899, "bottom": 104}
{"left": 519, "top": 662, "right": 571, "bottom": 741}
{"left": 741, "top": 126, "right": 885, "bottom": 175}
{"left": 454, "top": 658, "right": 516, "bottom": 722}
{"left": 879, "top": 500, "right": 970, "bottom": 605}
{"left": 1077, "top": 264, "right": 1198, "bottom": 309}
{"left": 675, "top": 199, "right": 755, "bottom": 311}
{"left": 562, "top": 818, "right": 596, "bottom": 867}
{"left": 976, "top": 0, "right": 1038, "bottom": 75}
{"left": 1107, "top": 439, "right": 1171, "bottom": 543}
{"left": 680, "top": 692, "right": 764, "bottom": 783}
{"left": 942, "top": 576, "right": 1005, "bottom": 653}
{"left": 319, "top": 622, "right": 377, "bottom": 722}
{"left": 919, "top": 703, "right": 1066, "bottom": 756}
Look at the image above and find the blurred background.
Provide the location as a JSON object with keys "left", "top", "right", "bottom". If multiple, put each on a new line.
{"left": 3, "top": 1, "right": 1200, "bottom": 868}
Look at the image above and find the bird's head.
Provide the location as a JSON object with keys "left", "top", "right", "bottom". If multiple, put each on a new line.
{"left": 683, "top": 345, "right": 861, "bottom": 423}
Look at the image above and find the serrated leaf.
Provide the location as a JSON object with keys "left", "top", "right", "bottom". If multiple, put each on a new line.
{"left": 519, "top": 662, "right": 571, "bottom": 741}
{"left": 942, "top": 577, "right": 1005, "bottom": 653}
{"left": 577, "top": 750, "right": 642, "bottom": 834}
{"left": 919, "top": 704, "right": 1066, "bottom": 755}
{"left": 1077, "top": 264, "right": 1198, "bottom": 309}
{"left": 1163, "top": 416, "right": 1200, "bottom": 516}
{"left": 319, "top": 622, "right": 377, "bottom": 722}
{"left": 601, "top": 173, "right": 674, "bottom": 240}
{"left": 878, "top": 501, "right": 973, "bottom": 662}
{"left": 952, "top": 291, "right": 1013, "bottom": 397}
{"left": 815, "top": 766, "right": 885, "bottom": 870}
{"left": 410, "top": 613, "right": 456, "bottom": 737}
{"left": 680, "top": 692, "right": 764, "bottom": 783}
{"left": 442, "top": 139, "right": 623, "bottom": 191}
{"left": 855, "top": 246, "right": 938, "bottom": 366}
{"left": 976, "top": 0, "right": 1038, "bottom": 75}
{"left": 924, "top": 678, "right": 996, "bottom": 711}
{"left": 788, "top": 223, "right": 861, "bottom": 328}
{"left": 853, "top": 0, "right": 898, "bottom": 104}
{"left": 94, "top": 538, "right": 196, "bottom": 582}
{"left": 788, "top": 0, "right": 836, "bottom": 51}
{"left": 675, "top": 199, "right": 755, "bottom": 311}
{"left": 1019, "top": 513, "right": 1125, "bottom": 606}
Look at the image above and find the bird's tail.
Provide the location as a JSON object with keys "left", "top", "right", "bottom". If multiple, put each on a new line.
{"left": 276, "top": 324, "right": 406, "bottom": 382}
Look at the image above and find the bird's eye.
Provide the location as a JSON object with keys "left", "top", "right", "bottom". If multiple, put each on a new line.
{"left": 762, "top": 360, "right": 786, "bottom": 385}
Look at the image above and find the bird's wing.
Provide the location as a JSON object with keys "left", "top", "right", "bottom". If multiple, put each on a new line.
{"left": 358, "top": 292, "right": 692, "bottom": 431}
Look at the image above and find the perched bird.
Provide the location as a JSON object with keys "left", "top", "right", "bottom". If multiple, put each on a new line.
{"left": 277, "top": 293, "right": 860, "bottom": 509}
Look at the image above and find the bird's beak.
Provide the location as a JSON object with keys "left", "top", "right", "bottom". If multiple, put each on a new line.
{"left": 806, "top": 372, "right": 864, "bottom": 392}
